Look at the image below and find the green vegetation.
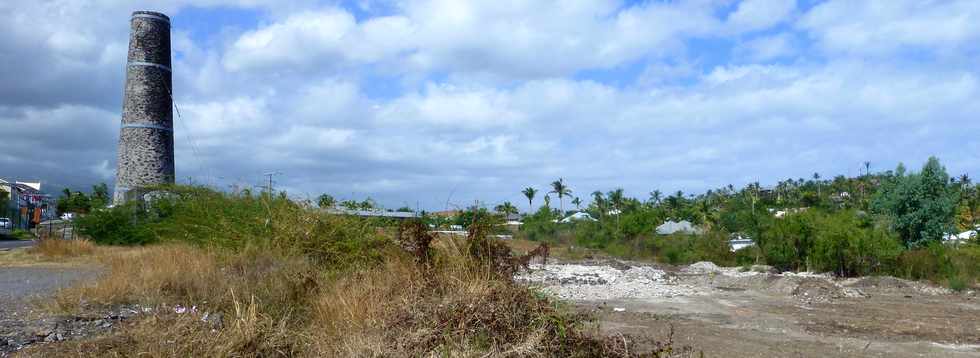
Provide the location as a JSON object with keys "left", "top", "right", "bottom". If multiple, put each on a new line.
{"left": 0, "top": 190, "right": 9, "bottom": 212}
{"left": 871, "top": 157, "right": 959, "bottom": 248}
{"left": 518, "top": 157, "right": 980, "bottom": 289}
{"left": 77, "top": 185, "right": 389, "bottom": 268}
{"left": 55, "top": 183, "right": 110, "bottom": 214}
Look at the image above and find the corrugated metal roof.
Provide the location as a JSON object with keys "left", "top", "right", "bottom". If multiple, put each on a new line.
{"left": 323, "top": 208, "right": 418, "bottom": 219}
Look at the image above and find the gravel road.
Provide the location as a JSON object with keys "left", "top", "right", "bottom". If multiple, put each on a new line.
{"left": 0, "top": 266, "right": 98, "bottom": 356}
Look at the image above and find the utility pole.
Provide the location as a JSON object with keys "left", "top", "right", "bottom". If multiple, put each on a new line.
{"left": 263, "top": 171, "right": 282, "bottom": 194}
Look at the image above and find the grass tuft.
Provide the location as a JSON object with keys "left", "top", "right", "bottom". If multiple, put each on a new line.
{"left": 29, "top": 239, "right": 96, "bottom": 258}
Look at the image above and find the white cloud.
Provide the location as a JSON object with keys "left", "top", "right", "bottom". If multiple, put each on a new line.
{"left": 221, "top": 0, "right": 723, "bottom": 78}
{"left": 2, "top": 0, "right": 979, "bottom": 209}
{"left": 799, "top": 0, "right": 980, "bottom": 55}
{"left": 727, "top": 0, "right": 797, "bottom": 33}
{"left": 736, "top": 33, "right": 797, "bottom": 61}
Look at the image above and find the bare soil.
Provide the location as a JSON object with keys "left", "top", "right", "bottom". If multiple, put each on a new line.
{"left": 521, "top": 261, "right": 980, "bottom": 357}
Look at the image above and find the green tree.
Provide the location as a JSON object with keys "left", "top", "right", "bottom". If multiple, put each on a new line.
{"left": 521, "top": 187, "right": 537, "bottom": 213}
{"left": 339, "top": 200, "right": 359, "bottom": 210}
{"left": 0, "top": 190, "right": 9, "bottom": 212}
{"left": 91, "top": 183, "right": 110, "bottom": 208}
{"left": 590, "top": 191, "right": 606, "bottom": 219}
{"left": 647, "top": 190, "right": 662, "bottom": 207}
{"left": 317, "top": 194, "right": 336, "bottom": 208}
{"left": 871, "top": 157, "right": 958, "bottom": 248}
{"left": 494, "top": 201, "right": 518, "bottom": 216}
{"left": 549, "top": 178, "right": 571, "bottom": 214}
{"left": 608, "top": 188, "right": 625, "bottom": 214}
{"left": 571, "top": 196, "right": 582, "bottom": 210}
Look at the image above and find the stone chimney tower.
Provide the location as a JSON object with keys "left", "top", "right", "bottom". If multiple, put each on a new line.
{"left": 113, "top": 11, "right": 175, "bottom": 204}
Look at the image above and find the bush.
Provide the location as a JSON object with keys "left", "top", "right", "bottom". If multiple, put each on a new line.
{"left": 519, "top": 206, "right": 560, "bottom": 242}
{"left": 75, "top": 202, "right": 156, "bottom": 245}
{"left": 894, "top": 243, "right": 979, "bottom": 290}
{"left": 650, "top": 232, "right": 735, "bottom": 266}
{"left": 808, "top": 211, "right": 903, "bottom": 276}
{"left": 75, "top": 185, "right": 391, "bottom": 268}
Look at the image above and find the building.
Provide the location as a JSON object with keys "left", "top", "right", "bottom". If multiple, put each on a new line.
{"left": 729, "top": 233, "right": 755, "bottom": 252}
{"left": 558, "top": 212, "right": 597, "bottom": 223}
{"left": 0, "top": 178, "right": 55, "bottom": 229}
{"left": 655, "top": 220, "right": 703, "bottom": 235}
{"left": 322, "top": 207, "right": 418, "bottom": 220}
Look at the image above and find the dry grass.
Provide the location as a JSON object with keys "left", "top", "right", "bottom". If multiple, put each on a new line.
{"left": 24, "top": 239, "right": 657, "bottom": 357}
{"left": 29, "top": 239, "right": 96, "bottom": 258}
{"left": 0, "top": 240, "right": 102, "bottom": 268}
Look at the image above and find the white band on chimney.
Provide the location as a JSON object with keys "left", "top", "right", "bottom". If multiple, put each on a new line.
{"left": 129, "top": 61, "right": 171, "bottom": 72}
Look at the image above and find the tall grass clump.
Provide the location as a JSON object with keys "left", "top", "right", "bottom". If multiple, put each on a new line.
{"left": 29, "top": 238, "right": 96, "bottom": 258}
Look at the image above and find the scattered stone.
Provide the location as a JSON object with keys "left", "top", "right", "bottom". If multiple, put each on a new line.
{"left": 516, "top": 263, "right": 700, "bottom": 300}
{"left": 683, "top": 261, "right": 721, "bottom": 274}
{"left": 750, "top": 265, "right": 778, "bottom": 274}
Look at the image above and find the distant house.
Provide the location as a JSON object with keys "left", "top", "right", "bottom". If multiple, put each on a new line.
{"left": 322, "top": 207, "right": 418, "bottom": 219}
{"left": 503, "top": 213, "right": 523, "bottom": 227}
{"left": 729, "top": 233, "right": 755, "bottom": 252}
{"left": 773, "top": 207, "right": 808, "bottom": 218}
{"left": 558, "top": 212, "right": 596, "bottom": 223}
{"left": 0, "top": 178, "right": 54, "bottom": 229}
{"left": 655, "top": 220, "right": 703, "bottom": 235}
{"left": 430, "top": 210, "right": 461, "bottom": 218}
{"left": 943, "top": 226, "right": 978, "bottom": 245}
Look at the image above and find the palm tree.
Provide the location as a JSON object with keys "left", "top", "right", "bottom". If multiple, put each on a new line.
{"left": 591, "top": 191, "right": 605, "bottom": 218}
{"left": 543, "top": 194, "right": 551, "bottom": 208}
{"left": 813, "top": 172, "right": 821, "bottom": 198}
{"left": 648, "top": 190, "right": 662, "bottom": 207}
{"left": 666, "top": 191, "right": 684, "bottom": 218}
{"left": 521, "top": 187, "right": 538, "bottom": 213}
{"left": 571, "top": 197, "right": 582, "bottom": 211}
{"left": 549, "top": 178, "right": 571, "bottom": 214}
{"left": 495, "top": 201, "right": 518, "bottom": 216}
{"left": 608, "top": 188, "right": 625, "bottom": 214}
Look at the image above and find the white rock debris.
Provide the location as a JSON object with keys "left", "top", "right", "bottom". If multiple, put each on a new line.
{"left": 515, "top": 264, "right": 702, "bottom": 301}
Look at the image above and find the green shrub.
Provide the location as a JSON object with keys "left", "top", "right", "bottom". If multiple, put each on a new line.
{"left": 519, "top": 207, "right": 559, "bottom": 242}
{"left": 809, "top": 211, "right": 902, "bottom": 276}
{"left": 734, "top": 245, "right": 762, "bottom": 266}
{"left": 650, "top": 232, "right": 734, "bottom": 266}
{"left": 75, "top": 203, "right": 156, "bottom": 245}
{"left": 895, "top": 243, "right": 980, "bottom": 289}
{"left": 75, "top": 185, "right": 391, "bottom": 268}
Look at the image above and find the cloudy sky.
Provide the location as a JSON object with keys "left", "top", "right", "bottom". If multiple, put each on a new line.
{"left": 1, "top": 0, "right": 978, "bottom": 210}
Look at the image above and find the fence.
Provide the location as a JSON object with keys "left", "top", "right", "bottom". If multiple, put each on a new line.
{"left": 35, "top": 220, "right": 78, "bottom": 240}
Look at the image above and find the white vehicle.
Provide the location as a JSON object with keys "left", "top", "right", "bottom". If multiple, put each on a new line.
{"left": 0, "top": 218, "right": 11, "bottom": 230}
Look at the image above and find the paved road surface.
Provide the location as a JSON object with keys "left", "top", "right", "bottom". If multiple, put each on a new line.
{"left": 0, "top": 240, "right": 34, "bottom": 250}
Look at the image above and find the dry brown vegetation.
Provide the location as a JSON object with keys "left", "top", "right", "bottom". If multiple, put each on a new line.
{"left": 16, "top": 187, "right": 688, "bottom": 357}
{"left": 28, "top": 239, "right": 96, "bottom": 258}
{"left": 24, "top": 240, "right": 659, "bottom": 357}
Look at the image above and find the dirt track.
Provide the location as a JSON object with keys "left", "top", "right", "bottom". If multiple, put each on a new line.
{"left": 519, "top": 261, "right": 980, "bottom": 357}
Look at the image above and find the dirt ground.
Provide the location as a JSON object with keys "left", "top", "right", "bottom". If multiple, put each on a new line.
{"left": 519, "top": 261, "right": 980, "bottom": 357}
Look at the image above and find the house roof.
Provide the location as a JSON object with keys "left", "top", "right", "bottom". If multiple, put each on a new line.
{"left": 559, "top": 212, "right": 596, "bottom": 223}
{"left": 656, "top": 220, "right": 703, "bottom": 235}
{"left": 323, "top": 208, "right": 418, "bottom": 219}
